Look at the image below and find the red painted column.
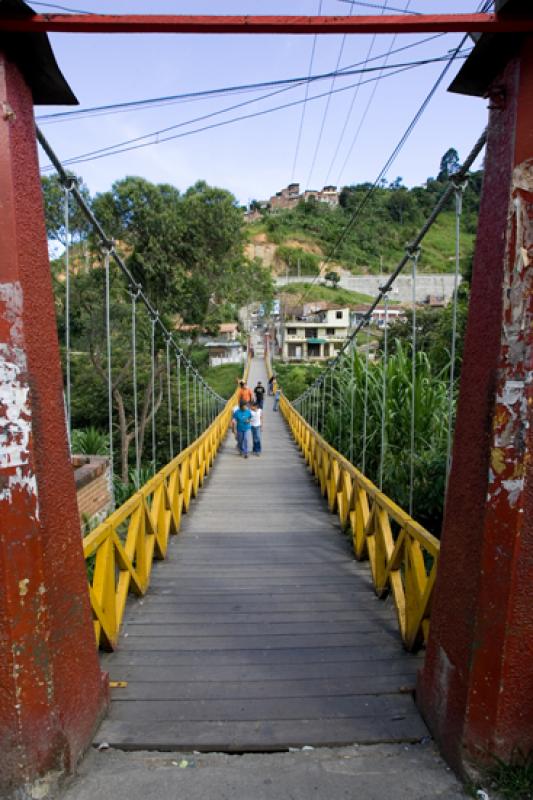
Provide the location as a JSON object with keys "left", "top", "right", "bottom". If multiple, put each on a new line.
{"left": 0, "top": 52, "right": 107, "bottom": 798}
{"left": 418, "top": 38, "right": 533, "bottom": 772}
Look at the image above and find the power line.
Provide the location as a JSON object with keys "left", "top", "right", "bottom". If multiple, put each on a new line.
{"left": 336, "top": 0, "right": 421, "bottom": 13}
{"left": 37, "top": 33, "right": 445, "bottom": 125}
{"left": 305, "top": 3, "right": 355, "bottom": 190}
{"left": 31, "top": 1, "right": 91, "bottom": 12}
{"left": 295, "top": 30, "right": 474, "bottom": 310}
{"left": 294, "top": 128, "right": 487, "bottom": 406}
{"left": 291, "top": 0, "right": 323, "bottom": 183}
{"left": 324, "top": 0, "right": 406, "bottom": 186}
{"left": 333, "top": 1, "right": 413, "bottom": 185}
{"left": 40, "top": 53, "right": 466, "bottom": 172}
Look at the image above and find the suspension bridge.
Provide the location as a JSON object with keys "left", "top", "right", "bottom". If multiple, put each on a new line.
{"left": 0, "top": 2, "right": 532, "bottom": 799}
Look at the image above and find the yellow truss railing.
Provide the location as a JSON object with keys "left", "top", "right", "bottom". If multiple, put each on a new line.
{"left": 279, "top": 392, "right": 440, "bottom": 652}
{"left": 83, "top": 381, "right": 242, "bottom": 650}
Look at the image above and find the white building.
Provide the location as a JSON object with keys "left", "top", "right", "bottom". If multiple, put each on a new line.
{"left": 281, "top": 307, "right": 350, "bottom": 362}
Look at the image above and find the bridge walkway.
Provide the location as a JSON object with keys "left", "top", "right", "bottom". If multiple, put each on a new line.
{"left": 96, "top": 359, "right": 427, "bottom": 751}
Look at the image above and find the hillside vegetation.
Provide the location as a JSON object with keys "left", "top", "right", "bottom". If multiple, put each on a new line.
{"left": 247, "top": 159, "right": 482, "bottom": 276}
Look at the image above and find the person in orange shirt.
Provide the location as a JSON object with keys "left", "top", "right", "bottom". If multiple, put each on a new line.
{"left": 237, "top": 379, "right": 254, "bottom": 405}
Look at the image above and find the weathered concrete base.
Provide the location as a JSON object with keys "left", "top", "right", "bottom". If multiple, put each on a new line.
{"left": 59, "top": 743, "right": 468, "bottom": 800}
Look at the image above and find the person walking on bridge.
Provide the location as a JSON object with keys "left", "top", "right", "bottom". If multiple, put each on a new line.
{"left": 237, "top": 378, "right": 254, "bottom": 405}
{"left": 233, "top": 400, "right": 252, "bottom": 458}
{"left": 250, "top": 401, "right": 263, "bottom": 456}
{"left": 254, "top": 381, "right": 265, "bottom": 409}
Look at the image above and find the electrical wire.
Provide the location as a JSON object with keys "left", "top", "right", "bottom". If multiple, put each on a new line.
{"left": 336, "top": 0, "right": 421, "bottom": 13}
{"left": 295, "top": 32, "right": 474, "bottom": 311}
{"left": 305, "top": 25, "right": 353, "bottom": 189}
{"left": 291, "top": 0, "right": 323, "bottom": 182}
{"left": 37, "top": 35, "right": 446, "bottom": 125}
{"left": 40, "top": 53, "right": 467, "bottom": 172}
{"left": 331, "top": 0, "right": 413, "bottom": 186}
{"left": 293, "top": 128, "right": 487, "bottom": 415}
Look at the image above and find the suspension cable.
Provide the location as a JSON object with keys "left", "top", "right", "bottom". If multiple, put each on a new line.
{"left": 130, "top": 284, "right": 141, "bottom": 483}
{"left": 176, "top": 353, "right": 183, "bottom": 453}
{"left": 446, "top": 181, "right": 466, "bottom": 490}
{"left": 166, "top": 336, "right": 174, "bottom": 460}
{"left": 349, "top": 337, "right": 355, "bottom": 464}
{"left": 408, "top": 246, "right": 420, "bottom": 517}
{"left": 151, "top": 314, "right": 157, "bottom": 474}
{"left": 185, "top": 364, "right": 191, "bottom": 446}
{"left": 292, "top": 128, "right": 487, "bottom": 412}
{"left": 378, "top": 295, "right": 389, "bottom": 491}
{"left": 362, "top": 328, "right": 370, "bottom": 475}
{"left": 104, "top": 247, "right": 114, "bottom": 497}
{"left": 62, "top": 180, "right": 73, "bottom": 443}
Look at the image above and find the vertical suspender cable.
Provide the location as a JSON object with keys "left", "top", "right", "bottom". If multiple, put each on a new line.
{"left": 193, "top": 373, "right": 198, "bottom": 439}
{"left": 104, "top": 249, "right": 114, "bottom": 494}
{"left": 321, "top": 374, "right": 326, "bottom": 433}
{"left": 151, "top": 315, "right": 157, "bottom": 474}
{"left": 166, "top": 337, "right": 173, "bottom": 460}
{"left": 185, "top": 364, "right": 190, "bottom": 445}
{"left": 446, "top": 183, "right": 465, "bottom": 491}
{"left": 362, "top": 327, "right": 370, "bottom": 475}
{"left": 408, "top": 248, "right": 420, "bottom": 517}
{"left": 176, "top": 354, "right": 183, "bottom": 453}
{"left": 63, "top": 184, "right": 72, "bottom": 444}
{"left": 131, "top": 287, "right": 140, "bottom": 484}
{"left": 378, "top": 295, "right": 389, "bottom": 491}
{"left": 349, "top": 337, "right": 355, "bottom": 464}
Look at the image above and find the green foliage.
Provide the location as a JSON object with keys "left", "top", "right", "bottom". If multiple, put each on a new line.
{"left": 280, "top": 282, "right": 373, "bottom": 306}
{"left": 45, "top": 175, "right": 271, "bottom": 485}
{"left": 486, "top": 751, "right": 533, "bottom": 800}
{"left": 324, "top": 270, "right": 340, "bottom": 288}
{"left": 71, "top": 427, "right": 109, "bottom": 455}
{"left": 201, "top": 363, "right": 244, "bottom": 398}
{"left": 276, "top": 244, "right": 321, "bottom": 276}
{"left": 298, "top": 344, "right": 451, "bottom": 533}
{"left": 273, "top": 361, "right": 324, "bottom": 401}
{"left": 253, "top": 161, "right": 481, "bottom": 274}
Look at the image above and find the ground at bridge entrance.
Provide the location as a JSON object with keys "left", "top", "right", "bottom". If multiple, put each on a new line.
{"left": 60, "top": 742, "right": 468, "bottom": 799}
{"left": 63, "top": 357, "right": 469, "bottom": 797}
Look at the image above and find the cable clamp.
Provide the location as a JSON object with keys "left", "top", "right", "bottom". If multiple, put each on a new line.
{"left": 60, "top": 175, "right": 78, "bottom": 192}
{"left": 405, "top": 243, "right": 421, "bottom": 259}
{"left": 101, "top": 239, "right": 116, "bottom": 256}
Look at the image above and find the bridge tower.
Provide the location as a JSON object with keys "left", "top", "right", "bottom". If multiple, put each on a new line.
{"left": 0, "top": 21, "right": 107, "bottom": 800}
{"left": 418, "top": 0, "right": 533, "bottom": 774}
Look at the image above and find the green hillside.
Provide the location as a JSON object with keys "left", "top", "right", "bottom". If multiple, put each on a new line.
{"left": 279, "top": 282, "right": 374, "bottom": 306}
{"left": 247, "top": 169, "right": 482, "bottom": 276}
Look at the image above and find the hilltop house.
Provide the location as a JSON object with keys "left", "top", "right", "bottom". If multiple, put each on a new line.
{"left": 269, "top": 182, "right": 339, "bottom": 211}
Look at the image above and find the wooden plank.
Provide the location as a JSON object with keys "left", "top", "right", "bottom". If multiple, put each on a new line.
{"left": 105, "top": 658, "right": 421, "bottom": 683}
{"left": 103, "top": 645, "right": 411, "bottom": 668}
{"left": 122, "top": 620, "right": 396, "bottom": 636}
{"left": 94, "top": 716, "right": 428, "bottom": 751}
{"left": 108, "top": 676, "right": 417, "bottom": 700}
{"left": 112, "top": 632, "right": 401, "bottom": 650}
{"left": 95, "top": 359, "right": 426, "bottom": 750}
{"left": 107, "top": 693, "right": 418, "bottom": 722}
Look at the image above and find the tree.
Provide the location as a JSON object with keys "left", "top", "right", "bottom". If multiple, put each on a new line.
{"left": 437, "top": 148, "right": 460, "bottom": 182}
{"left": 324, "top": 270, "right": 340, "bottom": 289}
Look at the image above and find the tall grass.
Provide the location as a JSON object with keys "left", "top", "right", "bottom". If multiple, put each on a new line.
{"left": 304, "top": 343, "right": 451, "bottom": 533}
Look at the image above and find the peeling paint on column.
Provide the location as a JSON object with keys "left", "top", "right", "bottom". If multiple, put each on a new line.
{"left": 0, "top": 280, "right": 39, "bottom": 515}
{"left": 487, "top": 160, "right": 533, "bottom": 511}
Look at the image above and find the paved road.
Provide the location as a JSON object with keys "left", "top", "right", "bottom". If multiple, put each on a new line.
{"left": 96, "top": 358, "right": 427, "bottom": 751}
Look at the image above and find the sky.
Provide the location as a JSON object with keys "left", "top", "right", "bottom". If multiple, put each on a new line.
{"left": 35, "top": 1, "right": 490, "bottom": 206}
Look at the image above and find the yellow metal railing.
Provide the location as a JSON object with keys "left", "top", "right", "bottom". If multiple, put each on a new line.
{"left": 279, "top": 392, "right": 440, "bottom": 652}
{"left": 83, "top": 369, "right": 247, "bottom": 650}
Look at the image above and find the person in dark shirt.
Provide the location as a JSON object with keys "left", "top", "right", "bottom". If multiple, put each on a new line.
{"left": 254, "top": 381, "right": 265, "bottom": 409}
{"left": 268, "top": 374, "right": 275, "bottom": 396}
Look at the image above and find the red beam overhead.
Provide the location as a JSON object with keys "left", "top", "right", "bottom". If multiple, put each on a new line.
{"left": 0, "top": 13, "right": 532, "bottom": 35}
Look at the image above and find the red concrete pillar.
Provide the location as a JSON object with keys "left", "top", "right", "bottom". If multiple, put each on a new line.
{"left": 0, "top": 52, "right": 107, "bottom": 798}
{"left": 417, "top": 37, "right": 533, "bottom": 772}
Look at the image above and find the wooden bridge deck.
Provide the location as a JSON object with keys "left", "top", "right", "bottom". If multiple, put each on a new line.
{"left": 96, "top": 359, "right": 427, "bottom": 751}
